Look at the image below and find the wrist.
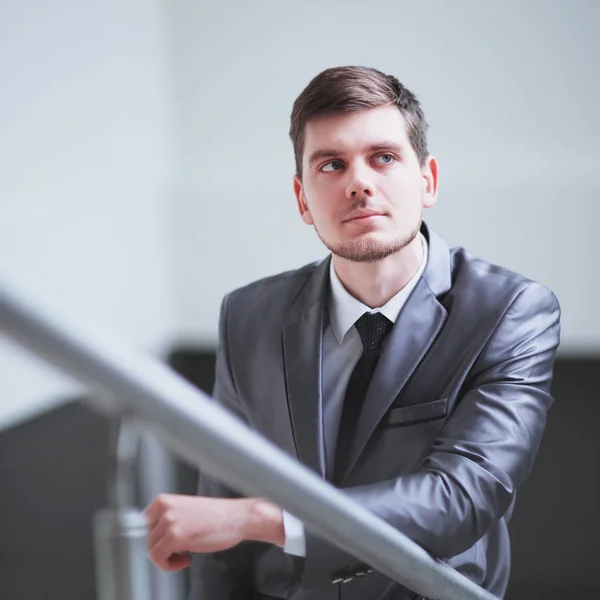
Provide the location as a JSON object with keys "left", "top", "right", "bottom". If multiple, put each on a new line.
{"left": 240, "top": 498, "right": 285, "bottom": 547}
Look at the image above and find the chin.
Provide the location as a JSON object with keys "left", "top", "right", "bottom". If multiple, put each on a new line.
{"left": 327, "top": 226, "right": 421, "bottom": 263}
{"left": 328, "top": 239, "right": 400, "bottom": 263}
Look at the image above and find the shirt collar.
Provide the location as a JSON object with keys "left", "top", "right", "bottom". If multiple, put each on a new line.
{"left": 328, "top": 233, "right": 428, "bottom": 344}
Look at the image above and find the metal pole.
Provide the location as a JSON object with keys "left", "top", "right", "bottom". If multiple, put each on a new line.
{"left": 137, "top": 429, "right": 185, "bottom": 600}
{"left": 93, "top": 508, "right": 151, "bottom": 600}
{"left": 0, "top": 263, "right": 499, "bottom": 600}
{"left": 93, "top": 417, "right": 153, "bottom": 600}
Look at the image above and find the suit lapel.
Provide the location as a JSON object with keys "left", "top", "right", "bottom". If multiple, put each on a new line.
{"left": 339, "top": 224, "right": 453, "bottom": 484}
{"left": 282, "top": 257, "right": 330, "bottom": 478}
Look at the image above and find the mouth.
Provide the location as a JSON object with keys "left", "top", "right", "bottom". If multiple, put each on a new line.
{"left": 343, "top": 210, "right": 387, "bottom": 223}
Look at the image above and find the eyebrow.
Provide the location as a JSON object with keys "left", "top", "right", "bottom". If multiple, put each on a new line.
{"left": 369, "top": 142, "right": 405, "bottom": 154}
{"left": 307, "top": 142, "right": 405, "bottom": 167}
{"left": 307, "top": 148, "right": 345, "bottom": 167}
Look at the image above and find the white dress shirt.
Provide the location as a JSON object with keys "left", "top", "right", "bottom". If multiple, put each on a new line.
{"left": 283, "top": 234, "right": 429, "bottom": 556}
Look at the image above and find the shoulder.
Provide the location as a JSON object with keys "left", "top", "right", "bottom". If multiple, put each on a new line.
{"left": 448, "top": 244, "right": 559, "bottom": 313}
{"left": 444, "top": 245, "right": 561, "bottom": 352}
{"left": 223, "top": 258, "right": 325, "bottom": 315}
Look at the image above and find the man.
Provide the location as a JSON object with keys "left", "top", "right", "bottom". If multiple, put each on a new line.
{"left": 145, "top": 66, "right": 561, "bottom": 599}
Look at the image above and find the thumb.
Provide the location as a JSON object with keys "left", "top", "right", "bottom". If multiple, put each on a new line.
{"left": 166, "top": 552, "right": 191, "bottom": 571}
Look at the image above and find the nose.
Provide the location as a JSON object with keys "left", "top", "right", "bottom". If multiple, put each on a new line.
{"left": 345, "top": 170, "right": 375, "bottom": 200}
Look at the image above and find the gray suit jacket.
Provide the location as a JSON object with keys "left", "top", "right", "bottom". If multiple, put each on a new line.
{"left": 189, "top": 223, "right": 561, "bottom": 600}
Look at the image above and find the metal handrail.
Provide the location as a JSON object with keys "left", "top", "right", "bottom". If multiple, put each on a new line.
{"left": 0, "top": 262, "right": 498, "bottom": 600}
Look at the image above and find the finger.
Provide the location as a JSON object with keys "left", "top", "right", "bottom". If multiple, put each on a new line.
{"left": 167, "top": 552, "right": 191, "bottom": 570}
{"left": 149, "top": 533, "right": 183, "bottom": 571}
{"left": 147, "top": 514, "right": 170, "bottom": 551}
{"left": 144, "top": 494, "right": 173, "bottom": 529}
{"left": 143, "top": 500, "right": 160, "bottom": 529}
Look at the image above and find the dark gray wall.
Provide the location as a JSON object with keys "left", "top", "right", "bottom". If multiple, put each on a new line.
{"left": 1, "top": 354, "right": 598, "bottom": 599}
{"left": 0, "top": 401, "right": 110, "bottom": 599}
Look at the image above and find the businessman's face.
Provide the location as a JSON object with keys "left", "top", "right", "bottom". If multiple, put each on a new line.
{"left": 293, "top": 106, "right": 438, "bottom": 262}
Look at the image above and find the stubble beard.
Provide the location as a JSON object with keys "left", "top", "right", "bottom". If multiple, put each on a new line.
{"left": 316, "top": 216, "right": 423, "bottom": 263}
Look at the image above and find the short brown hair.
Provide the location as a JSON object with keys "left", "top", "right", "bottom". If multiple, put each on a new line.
{"left": 290, "top": 66, "right": 429, "bottom": 177}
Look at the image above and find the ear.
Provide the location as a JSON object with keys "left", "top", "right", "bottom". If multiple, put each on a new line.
{"left": 293, "top": 175, "right": 314, "bottom": 225}
{"left": 421, "top": 155, "right": 439, "bottom": 209}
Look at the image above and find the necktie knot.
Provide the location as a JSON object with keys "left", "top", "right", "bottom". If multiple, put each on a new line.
{"left": 354, "top": 312, "right": 393, "bottom": 354}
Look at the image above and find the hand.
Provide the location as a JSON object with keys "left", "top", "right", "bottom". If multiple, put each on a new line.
{"left": 144, "top": 494, "right": 285, "bottom": 571}
{"left": 144, "top": 494, "right": 245, "bottom": 571}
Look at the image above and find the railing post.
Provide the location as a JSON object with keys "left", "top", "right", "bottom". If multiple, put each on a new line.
{"left": 92, "top": 417, "right": 152, "bottom": 600}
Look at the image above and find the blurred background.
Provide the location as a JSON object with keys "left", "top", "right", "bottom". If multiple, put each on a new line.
{"left": 1, "top": 1, "right": 598, "bottom": 598}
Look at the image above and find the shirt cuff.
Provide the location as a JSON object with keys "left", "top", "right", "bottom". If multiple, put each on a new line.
{"left": 282, "top": 510, "right": 306, "bottom": 556}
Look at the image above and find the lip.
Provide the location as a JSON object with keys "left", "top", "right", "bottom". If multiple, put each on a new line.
{"left": 343, "top": 210, "right": 387, "bottom": 223}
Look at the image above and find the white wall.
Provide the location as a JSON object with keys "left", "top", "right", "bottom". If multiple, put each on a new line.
{"left": 1, "top": 1, "right": 597, "bottom": 430}
{"left": 0, "top": 1, "right": 175, "bottom": 430}
{"left": 166, "top": 0, "right": 600, "bottom": 354}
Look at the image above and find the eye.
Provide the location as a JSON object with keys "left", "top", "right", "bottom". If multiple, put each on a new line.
{"left": 320, "top": 159, "right": 344, "bottom": 173}
{"left": 375, "top": 153, "right": 396, "bottom": 165}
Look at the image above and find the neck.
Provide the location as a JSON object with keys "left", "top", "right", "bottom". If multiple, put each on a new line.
{"left": 332, "top": 235, "right": 424, "bottom": 308}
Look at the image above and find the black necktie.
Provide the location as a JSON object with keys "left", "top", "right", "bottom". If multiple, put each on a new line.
{"left": 333, "top": 312, "right": 393, "bottom": 484}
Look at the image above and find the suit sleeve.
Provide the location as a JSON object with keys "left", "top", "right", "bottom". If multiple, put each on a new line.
{"left": 301, "top": 282, "right": 561, "bottom": 587}
{"left": 188, "top": 294, "right": 257, "bottom": 599}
